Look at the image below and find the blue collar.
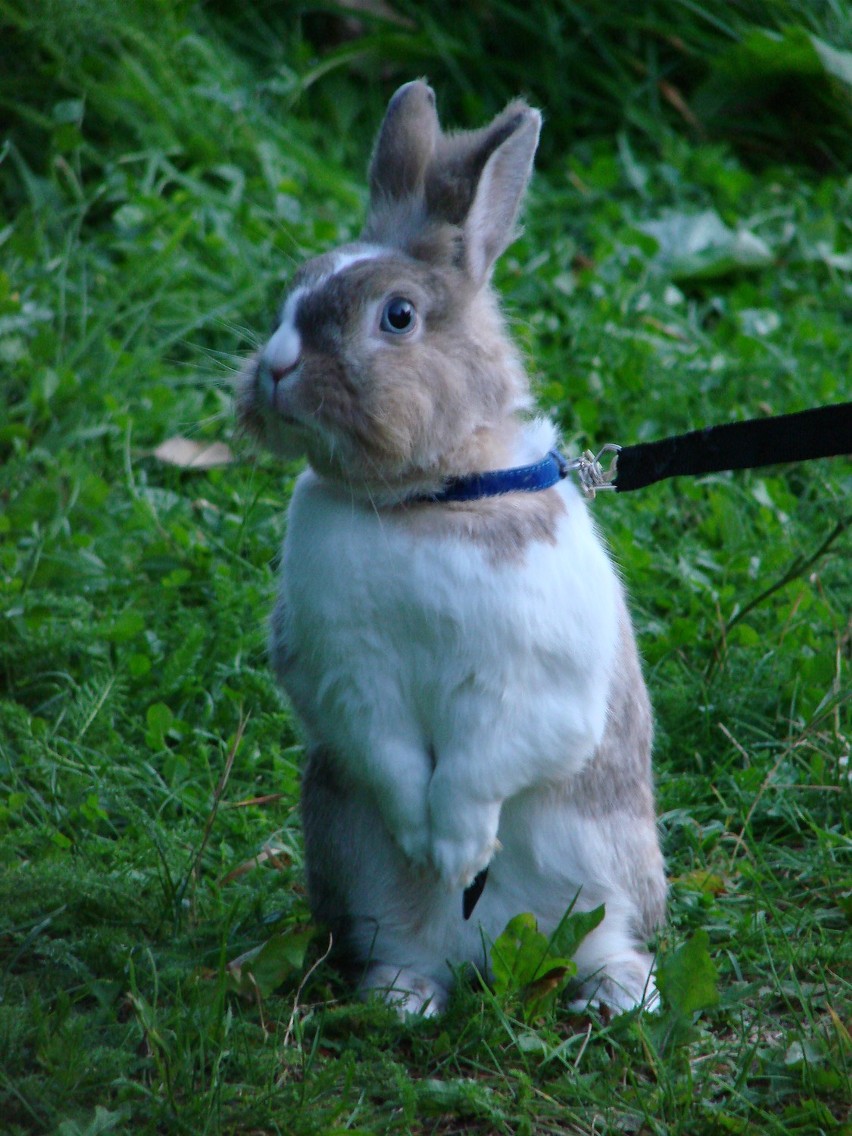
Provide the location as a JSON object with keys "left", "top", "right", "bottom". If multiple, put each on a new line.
{"left": 415, "top": 448, "right": 571, "bottom": 504}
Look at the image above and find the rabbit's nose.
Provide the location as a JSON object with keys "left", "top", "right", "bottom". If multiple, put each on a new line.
{"left": 263, "top": 319, "right": 302, "bottom": 384}
{"left": 265, "top": 359, "right": 300, "bottom": 385}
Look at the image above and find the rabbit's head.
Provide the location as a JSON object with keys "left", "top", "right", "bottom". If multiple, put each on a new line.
{"left": 238, "top": 81, "right": 542, "bottom": 501}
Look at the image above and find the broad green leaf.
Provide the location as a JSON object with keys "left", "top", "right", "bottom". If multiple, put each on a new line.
{"left": 491, "top": 913, "right": 550, "bottom": 996}
{"left": 227, "top": 928, "right": 314, "bottom": 999}
{"left": 144, "top": 702, "right": 173, "bottom": 749}
{"left": 714, "top": 26, "right": 852, "bottom": 91}
{"left": 811, "top": 33, "right": 852, "bottom": 88}
{"left": 656, "top": 930, "right": 720, "bottom": 1017}
{"left": 492, "top": 913, "right": 572, "bottom": 993}
{"left": 416, "top": 1077, "right": 498, "bottom": 1118}
{"left": 550, "top": 903, "right": 606, "bottom": 959}
{"left": 490, "top": 912, "right": 576, "bottom": 1020}
{"left": 693, "top": 25, "right": 852, "bottom": 161}
{"left": 97, "top": 608, "right": 144, "bottom": 644}
{"left": 56, "top": 1106, "right": 128, "bottom": 1136}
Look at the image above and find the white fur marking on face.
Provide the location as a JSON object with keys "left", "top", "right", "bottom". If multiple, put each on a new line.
{"left": 264, "top": 288, "right": 304, "bottom": 375}
{"left": 329, "top": 245, "right": 387, "bottom": 278}
{"left": 262, "top": 246, "right": 389, "bottom": 378}
{"left": 262, "top": 244, "right": 393, "bottom": 381}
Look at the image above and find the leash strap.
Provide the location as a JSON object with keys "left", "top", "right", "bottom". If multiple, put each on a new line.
{"left": 613, "top": 401, "right": 852, "bottom": 493}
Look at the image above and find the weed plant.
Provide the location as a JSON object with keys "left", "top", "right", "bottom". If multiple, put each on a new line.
{"left": 1, "top": 2, "right": 849, "bottom": 1134}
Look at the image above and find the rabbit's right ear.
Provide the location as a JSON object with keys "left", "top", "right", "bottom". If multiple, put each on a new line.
{"left": 369, "top": 80, "right": 439, "bottom": 203}
{"left": 458, "top": 105, "right": 541, "bottom": 285}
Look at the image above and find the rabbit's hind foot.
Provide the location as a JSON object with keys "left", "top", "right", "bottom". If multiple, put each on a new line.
{"left": 570, "top": 949, "right": 659, "bottom": 1015}
{"left": 359, "top": 963, "right": 449, "bottom": 1019}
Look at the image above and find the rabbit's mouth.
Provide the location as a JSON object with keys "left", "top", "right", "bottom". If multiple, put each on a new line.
{"left": 257, "top": 357, "right": 297, "bottom": 413}
{"left": 257, "top": 363, "right": 323, "bottom": 441}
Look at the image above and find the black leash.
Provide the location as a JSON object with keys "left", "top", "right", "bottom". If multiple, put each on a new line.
{"left": 613, "top": 401, "right": 852, "bottom": 493}
{"left": 418, "top": 403, "right": 851, "bottom": 508}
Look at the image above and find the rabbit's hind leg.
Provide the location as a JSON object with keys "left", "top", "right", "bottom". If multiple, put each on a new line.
{"left": 569, "top": 899, "right": 659, "bottom": 1013}
{"left": 301, "top": 746, "right": 456, "bottom": 1017}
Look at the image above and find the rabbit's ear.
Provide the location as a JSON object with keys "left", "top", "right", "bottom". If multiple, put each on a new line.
{"left": 369, "top": 80, "right": 439, "bottom": 203}
{"left": 461, "top": 105, "right": 541, "bottom": 284}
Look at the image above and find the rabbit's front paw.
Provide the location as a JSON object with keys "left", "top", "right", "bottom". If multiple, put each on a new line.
{"left": 377, "top": 777, "right": 431, "bottom": 868}
{"left": 428, "top": 776, "right": 502, "bottom": 888}
{"left": 394, "top": 824, "right": 431, "bottom": 868}
{"left": 430, "top": 831, "right": 500, "bottom": 889}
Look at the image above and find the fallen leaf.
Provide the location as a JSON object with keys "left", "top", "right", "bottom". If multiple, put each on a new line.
{"left": 658, "top": 79, "right": 701, "bottom": 130}
{"left": 219, "top": 840, "right": 292, "bottom": 884}
{"left": 154, "top": 437, "right": 234, "bottom": 469}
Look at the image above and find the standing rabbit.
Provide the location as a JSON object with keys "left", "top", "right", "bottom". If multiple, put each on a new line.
{"left": 238, "top": 81, "right": 666, "bottom": 1015}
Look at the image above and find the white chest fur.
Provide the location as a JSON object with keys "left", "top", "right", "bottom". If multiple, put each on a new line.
{"left": 273, "top": 456, "right": 622, "bottom": 888}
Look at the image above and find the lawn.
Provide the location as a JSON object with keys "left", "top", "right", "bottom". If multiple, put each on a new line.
{"left": 1, "top": 2, "right": 849, "bottom": 1134}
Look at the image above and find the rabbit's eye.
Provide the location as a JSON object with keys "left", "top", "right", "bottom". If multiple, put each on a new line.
{"left": 380, "top": 297, "right": 417, "bottom": 334}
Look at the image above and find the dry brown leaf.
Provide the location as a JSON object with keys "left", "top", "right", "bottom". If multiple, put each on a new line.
{"left": 658, "top": 79, "right": 702, "bottom": 131}
{"left": 219, "top": 842, "right": 292, "bottom": 884}
{"left": 227, "top": 793, "right": 288, "bottom": 809}
{"left": 154, "top": 437, "right": 234, "bottom": 469}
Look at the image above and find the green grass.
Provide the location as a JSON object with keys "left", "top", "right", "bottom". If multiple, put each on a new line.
{"left": 1, "top": 2, "right": 850, "bottom": 1134}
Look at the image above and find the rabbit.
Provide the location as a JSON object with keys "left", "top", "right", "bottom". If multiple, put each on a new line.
{"left": 237, "top": 80, "right": 667, "bottom": 1017}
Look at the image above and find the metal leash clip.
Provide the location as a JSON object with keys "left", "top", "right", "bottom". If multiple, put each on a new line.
{"left": 556, "top": 444, "right": 621, "bottom": 499}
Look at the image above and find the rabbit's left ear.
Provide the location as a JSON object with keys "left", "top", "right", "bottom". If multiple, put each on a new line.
{"left": 369, "top": 80, "right": 439, "bottom": 203}
{"left": 462, "top": 105, "right": 541, "bottom": 284}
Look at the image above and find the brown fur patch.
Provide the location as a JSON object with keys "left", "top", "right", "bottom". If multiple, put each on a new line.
{"left": 567, "top": 605, "right": 655, "bottom": 822}
{"left": 561, "top": 602, "right": 666, "bottom": 938}
{"left": 391, "top": 486, "right": 566, "bottom": 564}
